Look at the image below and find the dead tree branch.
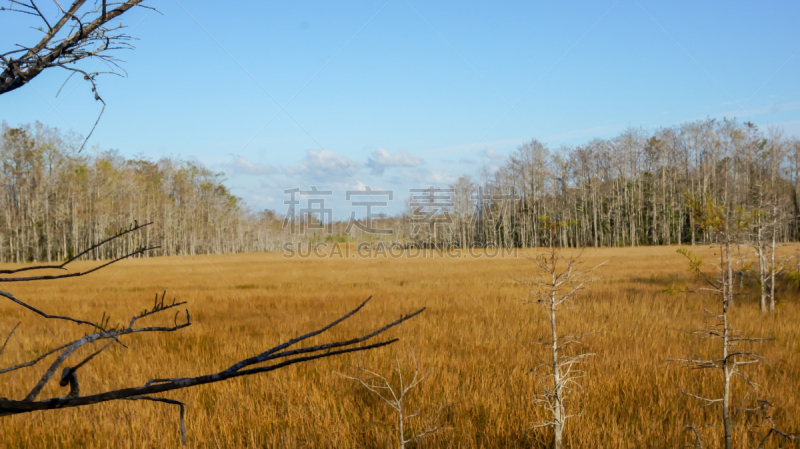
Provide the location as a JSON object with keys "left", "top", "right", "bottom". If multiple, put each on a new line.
{"left": 0, "top": 221, "right": 425, "bottom": 444}
{"left": 1, "top": 0, "right": 156, "bottom": 149}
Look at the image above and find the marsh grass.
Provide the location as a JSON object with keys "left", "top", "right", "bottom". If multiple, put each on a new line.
{"left": 0, "top": 246, "right": 798, "bottom": 448}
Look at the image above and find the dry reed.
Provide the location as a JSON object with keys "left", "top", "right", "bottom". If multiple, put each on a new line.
{"left": 0, "top": 245, "right": 798, "bottom": 448}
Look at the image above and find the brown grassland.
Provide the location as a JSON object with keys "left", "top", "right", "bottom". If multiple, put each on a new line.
{"left": 1, "top": 245, "right": 799, "bottom": 448}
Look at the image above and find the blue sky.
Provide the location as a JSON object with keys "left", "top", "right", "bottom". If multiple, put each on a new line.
{"left": 2, "top": 1, "right": 800, "bottom": 218}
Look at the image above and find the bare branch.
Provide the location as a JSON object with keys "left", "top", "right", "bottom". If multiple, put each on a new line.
{"left": 684, "top": 424, "right": 704, "bottom": 449}
{"left": 681, "top": 390, "right": 723, "bottom": 406}
{"left": 0, "top": 0, "right": 147, "bottom": 95}
{"left": 0, "top": 322, "right": 21, "bottom": 359}
{"left": 0, "top": 221, "right": 155, "bottom": 277}
{"left": 125, "top": 396, "right": 186, "bottom": 445}
{"left": 25, "top": 317, "right": 191, "bottom": 402}
{"left": 226, "top": 296, "right": 375, "bottom": 372}
{"left": 339, "top": 350, "right": 448, "bottom": 448}
{"left": 0, "top": 299, "right": 424, "bottom": 430}
{"left": 0, "top": 340, "right": 73, "bottom": 375}
{"left": 0, "top": 290, "right": 103, "bottom": 328}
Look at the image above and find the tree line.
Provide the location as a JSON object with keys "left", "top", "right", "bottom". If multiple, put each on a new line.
{"left": 426, "top": 118, "right": 800, "bottom": 249}
{"left": 4, "top": 118, "right": 800, "bottom": 263}
{"left": 0, "top": 122, "right": 283, "bottom": 263}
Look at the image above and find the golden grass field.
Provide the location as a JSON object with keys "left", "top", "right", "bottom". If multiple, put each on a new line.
{"left": 1, "top": 245, "right": 799, "bottom": 448}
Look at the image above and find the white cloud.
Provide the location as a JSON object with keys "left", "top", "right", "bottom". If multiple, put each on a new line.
{"left": 482, "top": 148, "right": 502, "bottom": 158}
{"left": 427, "top": 169, "right": 458, "bottom": 185}
{"left": 227, "top": 155, "right": 277, "bottom": 177}
{"left": 286, "top": 149, "right": 360, "bottom": 181}
{"left": 366, "top": 148, "right": 423, "bottom": 175}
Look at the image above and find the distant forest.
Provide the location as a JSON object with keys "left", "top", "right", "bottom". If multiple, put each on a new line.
{"left": 0, "top": 122, "right": 280, "bottom": 263}
{"left": 2, "top": 118, "right": 799, "bottom": 262}
{"left": 434, "top": 118, "right": 800, "bottom": 249}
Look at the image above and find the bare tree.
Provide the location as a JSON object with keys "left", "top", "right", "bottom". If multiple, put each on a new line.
{"left": 339, "top": 351, "right": 450, "bottom": 449}
{"left": 673, "top": 200, "right": 794, "bottom": 449}
{"left": 1, "top": 0, "right": 154, "bottom": 148}
{"left": 753, "top": 209, "right": 773, "bottom": 313}
{"left": 0, "top": 222, "right": 425, "bottom": 444}
{"left": 516, "top": 222, "right": 607, "bottom": 449}
{"left": 389, "top": 119, "right": 800, "bottom": 251}
{"left": 752, "top": 207, "right": 793, "bottom": 315}
{"left": 0, "top": 0, "right": 150, "bottom": 94}
{"left": 448, "top": 175, "right": 477, "bottom": 249}
{"left": 4, "top": 119, "right": 800, "bottom": 258}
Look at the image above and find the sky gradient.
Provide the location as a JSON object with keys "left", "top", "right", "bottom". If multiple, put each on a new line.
{"left": 2, "top": 1, "right": 800, "bottom": 217}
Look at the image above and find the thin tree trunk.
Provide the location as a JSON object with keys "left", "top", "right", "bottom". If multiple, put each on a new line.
{"left": 550, "top": 264, "right": 564, "bottom": 449}
{"left": 769, "top": 231, "right": 776, "bottom": 313}
{"left": 722, "top": 240, "right": 733, "bottom": 449}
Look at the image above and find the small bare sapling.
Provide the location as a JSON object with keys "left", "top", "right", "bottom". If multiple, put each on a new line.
{"left": 339, "top": 351, "right": 451, "bottom": 448}
{"left": 516, "top": 235, "right": 607, "bottom": 449}
{"left": 673, "top": 199, "right": 796, "bottom": 449}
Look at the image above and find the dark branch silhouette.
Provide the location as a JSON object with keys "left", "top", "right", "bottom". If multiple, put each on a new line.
{"left": 1, "top": 0, "right": 155, "bottom": 149}
{"left": 0, "top": 222, "right": 425, "bottom": 445}
{"left": 0, "top": 0, "right": 148, "bottom": 94}
{"left": 0, "top": 221, "right": 154, "bottom": 276}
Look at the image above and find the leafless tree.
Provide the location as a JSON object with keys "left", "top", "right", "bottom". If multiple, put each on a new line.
{"left": 5, "top": 118, "right": 800, "bottom": 257}
{"left": 0, "top": 222, "right": 425, "bottom": 444}
{"left": 673, "top": 200, "right": 795, "bottom": 449}
{"left": 338, "top": 350, "right": 450, "bottom": 449}
{"left": 386, "top": 118, "right": 800, "bottom": 251}
{"left": 448, "top": 175, "right": 477, "bottom": 249}
{"left": 1, "top": 0, "right": 154, "bottom": 148}
{"left": 516, "top": 223, "right": 607, "bottom": 449}
{"left": 752, "top": 207, "right": 793, "bottom": 315}
{"left": 0, "top": 124, "right": 291, "bottom": 262}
